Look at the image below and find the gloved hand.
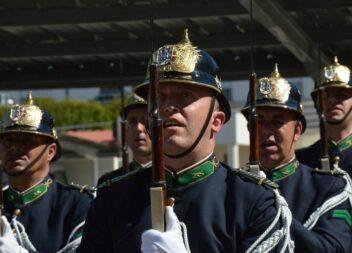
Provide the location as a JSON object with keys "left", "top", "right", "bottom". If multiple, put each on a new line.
{"left": 0, "top": 216, "right": 28, "bottom": 253}
{"left": 141, "top": 206, "right": 189, "bottom": 253}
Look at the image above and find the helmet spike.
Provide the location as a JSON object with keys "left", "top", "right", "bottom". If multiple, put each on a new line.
{"left": 334, "top": 56, "right": 338, "bottom": 64}
{"left": 180, "top": 28, "right": 192, "bottom": 45}
{"left": 270, "top": 63, "right": 281, "bottom": 79}
{"left": 25, "top": 91, "right": 34, "bottom": 105}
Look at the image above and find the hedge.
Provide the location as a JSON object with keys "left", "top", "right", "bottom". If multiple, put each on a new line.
{"left": 0, "top": 96, "right": 128, "bottom": 129}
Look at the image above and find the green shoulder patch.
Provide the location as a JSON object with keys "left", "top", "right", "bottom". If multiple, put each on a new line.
{"left": 313, "top": 168, "right": 346, "bottom": 177}
{"left": 233, "top": 167, "right": 279, "bottom": 189}
{"left": 331, "top": 209, "right": 352, "bottom": 227}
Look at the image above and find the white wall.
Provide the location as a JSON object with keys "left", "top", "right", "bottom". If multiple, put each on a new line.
{"left": 52, "top": 156, "right": 121, "bottom": 186}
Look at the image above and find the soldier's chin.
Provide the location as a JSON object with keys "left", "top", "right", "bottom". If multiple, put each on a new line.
{"left": 326, "top": 116, "right": 344, "bottom": 125}
{"left": 163, "top": 144, "right": 184, "bottom": 157}
{"left": 260, "top": 156, "right": 280, "bottom": 169}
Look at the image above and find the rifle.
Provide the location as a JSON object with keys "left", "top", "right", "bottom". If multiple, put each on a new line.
{"left": 317, "top": 88, "right": 330, "bottom": 171}
{"left": 148, "top": 62, "right": 167, "bottom": 231}
{"left": 0, "top": 169, "right": 3, "bottom": 236}
{"left": 248, "top": 72, "right": 260, "bottom": 175}
{"left": 314, "top": 15, "right": 330, "bottom": 172}
{"left": 120, "top": 87, "right": 130, "bottom": 174}
{"left": 246, "top": 0, "right": 260, "bottom": 175}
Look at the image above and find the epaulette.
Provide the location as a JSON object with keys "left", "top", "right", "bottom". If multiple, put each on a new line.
{"left": 232, "top": 167, "right": 279, "bottom": 189}
{"left": 97, "top": 168, "right": 141, "bottom": 189}
{"left": 313, "top": 168, "right": 346, "bottom": 177}
{"left": 69, "top": 182, "right": 96, "bottom": 197}
{"left": 97, "top": 169, "right": 122, "bottom": 186}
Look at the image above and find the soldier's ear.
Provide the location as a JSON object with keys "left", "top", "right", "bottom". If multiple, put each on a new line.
{"left": 211, "top": 110, "right": 225, "bottom": 133}
{"left": 47, "top": 142, "right": 57, "bottom": 162}
{"left": 293, "top": 120, "right": 303, "bottom": 141}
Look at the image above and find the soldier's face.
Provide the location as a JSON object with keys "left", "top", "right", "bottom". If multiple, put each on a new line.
{"left": 125, "top": 107, "right": 151, "bottom": 158}
{"left": 323, "top": 87, "right": 352, "bottom": 124}
{"left": 158, "top": 82, "right": 224, "bottom": 162}
{"left": 257, "top": 107, "right": 303, "bottom": 169}
{"left": 0, "top": 132, "right": 56, "bottom": 176}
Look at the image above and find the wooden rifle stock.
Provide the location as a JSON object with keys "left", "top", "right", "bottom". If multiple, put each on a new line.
{"left": 148, "top": 64, "right": 167, "bottom": 231}
{"left": 248, "top": 73, "right": 260, "bottom": 174}
{"left": 317, "top": 89, "right": 330, "bottom": 171}
{"left": 120, "top": 118, "right": 130, "bottom": 174}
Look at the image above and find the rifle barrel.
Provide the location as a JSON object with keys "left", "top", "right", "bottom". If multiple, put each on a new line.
{"left": 249, "top": 73, "right": 260, "bottom": 165}
{"left": 148, "top": 64, "right": 167, "bottom": 231}
{"left": 318, "top": 89, "right": 330, "bottom": 171}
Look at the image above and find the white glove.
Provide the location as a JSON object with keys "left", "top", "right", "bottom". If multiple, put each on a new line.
{"left": 0, "top": 216, "right": 28, "bottom": 253}
{"left": 141, "top": 206, "right": 189, "bottom": 253}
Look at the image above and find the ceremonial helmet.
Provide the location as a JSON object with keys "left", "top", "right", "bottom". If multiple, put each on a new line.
{"left": 120, "top": 93, "right": 147, "bottom": 118}
{"left": 134, "top": 29, "right": 231, "bottom": 123}
{"left": 311, "top": 56, "right": 351, "bottom": 101}
{"left": 0, "top": 91, "right": 61, "bottom": 161}
{"left": 241, "top": 64, "right": 306, "bottom": 133}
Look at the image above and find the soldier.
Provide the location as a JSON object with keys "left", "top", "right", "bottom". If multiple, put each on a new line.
{"left": 78, "top": 31, "right": 291, "bottom": 253}
{"left": 296, "top": 57, "right": 352, "bottom": 176}
{"left": 97, "top": 93, "right": 152, "bottom": 187}
{"left": 241, "top": 64, "right": 352, "bottom": 252}
{"left": 0, "top": 92, "right": 93, "bottom": 253}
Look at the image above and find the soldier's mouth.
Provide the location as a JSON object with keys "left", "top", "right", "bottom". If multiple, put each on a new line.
{"left": 163, "top": 120, "right": 182, "bottom": 128}
{"left": 261, "top": 142, "right": 277, "bottom": 151}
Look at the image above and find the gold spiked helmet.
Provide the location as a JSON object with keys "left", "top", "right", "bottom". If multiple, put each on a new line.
{"left": 135, "top": 29, "right": 231, "bottom": 123}
{"left": 311, "top": 56, "right": 351, "bottom": 101}
{"left": 0, "top": 91, "right": 61, "bottom": 161}
{"left": 241, "top": 64, "right": 307, "bottom": 132}
{"left": 120, "top": 93, "right": 147, "bottom": 117}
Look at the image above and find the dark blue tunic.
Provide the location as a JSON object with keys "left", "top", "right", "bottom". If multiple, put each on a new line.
{"left": 4, "top": 177, "right": 93, "bottom": 253}
{"left": 97, "top": 160, "right": 151, "bottom": 188}
{"left": 296, "top": 135, "right": 352, "bottom": 177}
{"left": 265, "top": 162, "right": 352, "bottom": 252}
{"left": 78, "top": 159, "right": 282, "bottom": 253}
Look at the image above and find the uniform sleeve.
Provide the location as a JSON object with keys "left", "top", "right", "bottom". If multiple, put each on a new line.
{"left": 77, "top": 189, "right": 113, "bottom": 253}
{"left": 60, "top": 191, "right": 93, "bottom": 252}
{"left": 291, "top": 200, "right": 352, "bottom": 253}
{"left": 241, "top": 188, "right": 283, "bottom": 252}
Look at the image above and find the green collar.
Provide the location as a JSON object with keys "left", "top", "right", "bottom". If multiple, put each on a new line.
{"left": 8, "top": 178, "right": 52, "bottom": 205}
{"left": 266, "top": 160, "right": 299, "bottom": 182}
{"left": 166, "top": 154, "right": 218, "bottom": 187}
{"left": 330, "top": 133, "right": 352, "bottom": 152}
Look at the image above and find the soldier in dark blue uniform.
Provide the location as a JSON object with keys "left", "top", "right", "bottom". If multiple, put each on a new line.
{"left": 78, "top": 30, "right": 292, "bottom": 253}
{"left": 0, "top": 92, "right": 93, "bottom": 253}
{"left": 242, "top": 64, "right": 352, "bottom": 252}
{"left": 97, "top": 94, "right": 152, "bottom": 188}
{"left": 296, "top": 57, "right": 352, "bottom": 176}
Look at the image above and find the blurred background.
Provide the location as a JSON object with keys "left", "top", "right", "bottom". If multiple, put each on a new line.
{"left": 0, "top": 0, "right": 351, "bottom": 186}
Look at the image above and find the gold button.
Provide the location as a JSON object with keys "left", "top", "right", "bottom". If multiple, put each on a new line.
{"left": 335, "top": 156, "right": 340, "bottom": 163}
{"left": 168, "top": 197, "right": 176, "bottom": 206}
{"left": 14, "top": 209, "right": 22, "bottom": 217}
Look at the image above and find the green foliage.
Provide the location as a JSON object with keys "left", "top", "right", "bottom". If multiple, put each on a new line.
{"left": 0, "top": 96, "right": 125, "bottom": 129}
{"left": 0, "top": 106, "right": 7, "bottom": 117}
